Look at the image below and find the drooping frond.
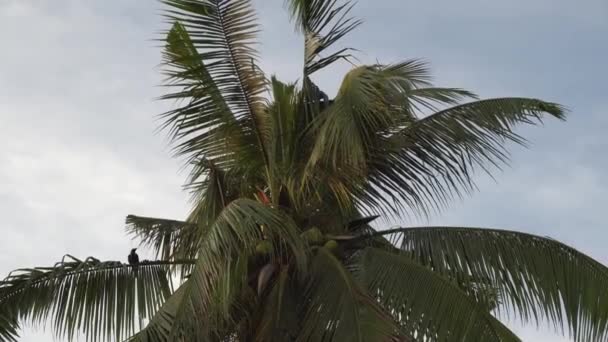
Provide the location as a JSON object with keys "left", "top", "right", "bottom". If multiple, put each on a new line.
{"left": 198, "top": 198, "right": 308, "bottom": 270}
{"left": 305, "top": 61, "right": 452, "bottom": 215}
{"left": 125, "top": 159, "right": 247, "bottom": 276}
{"left": 162, "top": 0, "right": 269, "bottom": 169}
{"left": 126, "top": 283, "right": 188, "bottom": 342}
{"left": 266, "top": 78, "right": 299, "bottom": 175}
{"left": 126, "top": 215, "right": 198, "bottom": 262}
{"left": 367, "top": 97, "right": 565, "bottom": 217}
{"left": 131, "top": 272, "right": 249, "bottom": 341}
{"left": 405, "top": 87, "right": 478, "bottom": 113}
{"left": 167, "top": 199, "right": 308, "bottom": 338}
{"left": 309, "top": 63, "right": 423, "bottom": 169}
{"left": 161, "top": 21, "right": 247, "bottom": 169}
{"left": 390, "top": 98, "right": 565, "bottom": 214}
{"left": 187, "top": 159, "right": 230, "bottom": 222}
{"left": 0, "top": 312, "right": 18, "bottom": 342}
{"left": 298, "top": 247, "right": 401, "bottom": 341}
{"left": 253, "top": 266, "right": 300, "bottom": 341}
{"left": 369, "top": 227, "right": 608, "bottom": 341}
{"left": 0, "top": 256, "right": 193, "bottom": 342}
{"left": 286, "top": 0, "right": 361, "bottom": 75}
{"left": 305, "top": 58, "right": 565, "bottom": 218}
{"left": 352, "top": 248, "right": 520, "bottom": 341}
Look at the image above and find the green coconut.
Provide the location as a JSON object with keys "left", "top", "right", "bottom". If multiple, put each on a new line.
{"left": 300, "top": 227, "right": 325, "bottom": 245}
{"left": 255, "top": 240, "right": 273, "bottom": 255}
{"left": 323, "top": 239, "right": 339, "bottom": 252}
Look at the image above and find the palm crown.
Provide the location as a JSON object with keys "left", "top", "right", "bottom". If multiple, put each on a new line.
{"left": 2, "top": 0, "right": 608, "bottom": 341}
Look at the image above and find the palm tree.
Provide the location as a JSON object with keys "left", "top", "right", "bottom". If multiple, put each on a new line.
{"left": 1, "top": 0, "right": 607, "bottom": 341}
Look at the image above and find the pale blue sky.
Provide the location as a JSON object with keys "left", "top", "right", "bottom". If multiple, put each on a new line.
{"left": 0, "top": 0, "right": 606, "bottom": 341}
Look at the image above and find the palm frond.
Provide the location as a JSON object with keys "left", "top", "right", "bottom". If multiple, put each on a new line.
{"left": 0, "top": 256, "right": 193, "bottom": 342}
{"left": 126, "top": 215, "right": 198, "bottom": 262}
{"left": 305, "top": 61, "right": 438, "bottom": 215}
{"left": 126, "top": 158, "right": 252, "bottom": 275}
{"left": 186, "top": 157, "right": 239, "bottom": 221}
{"left": 456, "top": 274, "right": 502, "bottom": 313}
{"left": 306, "top": 60, "right": 564, "bottom": 218}
{"left": 127, "top": 277, "right": 244, "bottom": 342}
{"left": 309, "top": 65, "right": 389, "bottom": 170}
{"left": 352, "top": 248, "right": 520, "bottom": 341}
{"left": 201, "top": 198, "right": 308, "bottom": 270}
{"left": 162, "top": 0, "right": 269, "bottom": 169}
{"left": 286, "top": 0, "right": 362, "bottom": 75}
{"left": 126, "top": 283, "right": 188, "bottom": 342}
{"left": 0, "top": 311, "right": 18, "bottom": 342}
{"left": 253, "top": 266, "right": 299, "bottom": 341}
{"left": 298, "top": 247, "right": 400, "bottom": 341}
{"left": 368, "top": 227, "right": 608, "bottom": 341}
{"left": 405, "top": 87, "right": 478, "bottom": 112}
{"left": 168, "top": 198, "right": 308, "bottom": 338}
{"left": 265, "top": 77, "right": 300, "bottom": 192}
{"left": 309, "top": 62, "right": 428, "bottom": 168}
{"left": 365, "top": 97, "right": 566, "bottom": 216}
{"left": 161, "top": 21, "right": 248, "bottom": 169}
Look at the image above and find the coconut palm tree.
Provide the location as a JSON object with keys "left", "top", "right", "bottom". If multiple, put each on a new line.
{"left": 1, "top": 0, "right": 607, "bottom": 341}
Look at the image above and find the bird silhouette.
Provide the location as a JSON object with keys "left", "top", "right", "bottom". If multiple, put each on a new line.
{"left": 128, "top": 248, "right": 139, "bottom": 271}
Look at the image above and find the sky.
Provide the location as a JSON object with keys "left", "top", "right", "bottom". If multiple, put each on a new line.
{"left": 0, "top": 0, "right": 606, "bottom": 341}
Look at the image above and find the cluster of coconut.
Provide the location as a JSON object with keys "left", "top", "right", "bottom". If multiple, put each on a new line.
{"left": 255, "top": 227, "right": 339, "bottom": 255}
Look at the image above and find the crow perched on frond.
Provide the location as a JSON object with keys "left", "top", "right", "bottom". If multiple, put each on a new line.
{"left": 128, "top": 248, "right": 139, "bottom": 271}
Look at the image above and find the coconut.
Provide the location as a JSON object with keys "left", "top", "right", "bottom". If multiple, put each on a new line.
{"left": 255, "top": 240, "right": 273, "bottom": 255}
{"left": 323, "top": 239, "right": 339, "bottom": 252}
{"left": 300, "top": 227, "right": 325, "bottom": 245}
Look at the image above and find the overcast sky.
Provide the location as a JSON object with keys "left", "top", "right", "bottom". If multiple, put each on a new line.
{"left": 1, "top": 0, "right": 606, "bottom": 341}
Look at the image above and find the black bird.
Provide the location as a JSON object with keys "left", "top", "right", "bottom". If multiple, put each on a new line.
{"left": 128, "top": 248, "right": 139, "bottom": 271}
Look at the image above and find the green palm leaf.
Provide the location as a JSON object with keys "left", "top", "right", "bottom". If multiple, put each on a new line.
{"left": 266, "top": 78, "right": 299, "bottom": 177}
{"left": 125, "top": 158, "right": 247, "bottom": 275}
{"left": 126, "top": 283, "right": 188, "bottom": 342}
{"left": 252, "top": 266, "right": 299, "bottom": 341}
{"left": 161, "top": 21, "right": 246, "bottom": 170}
{"left": 309, "top": 62, "right": 427, "bottom": 170}
{"left": 286, "top": 0, "right": 361, "bottom": 75}
{"left": 298, "top": 247, "right": 400, "bottom": 342}
{"left": 405, "top": 87, "right": 478, "bottom": 112}
{"left": 126, "top": 215, "right": 197, "bottom": 262}
{"left": 352, "top": 247, "right": 520, "bottom": 341}
{"left": 305, "top": 60, "right": 478, "bottom": 216}
{"left": 0, "top": 256, "right": 193, "bottom": 342}
{"left": 367, "top": 227, "right": 608, "bottom": 341}
{"left": 166, "top": 198, "right": 308, "bottom": 338}
{"left": 367, "top": 97, "right": 565, "bottom": 216}
{"left": 162, "top": 0, "right": 269, "bottom": 169}
{"left": 0, "top": 312, "right": 18, "bottom": 342}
